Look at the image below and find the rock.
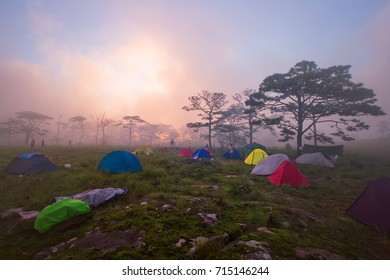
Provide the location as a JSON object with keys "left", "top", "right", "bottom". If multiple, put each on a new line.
{"left": 188, "top": 233, "right": 228, "bottom": 256}
{"left": 198, "top": 212, "right": 218, "bottom": 226}
{"left": 1, "top": 208, "right": 23, "bottom": 219}
{"left": 256, "top": 227, "right": 276, "bottom": 235}
{"left": 140, "top": 202, "right": 148, "bottom": 206}
{"left": 175, "top": 238, "right": 187, "bottom": 248}
{"left": 162, "top": 204, "right": 173, "bottom": 211}
{"left": 238, "top": 240, "right": 273, "bottom": 260}
{"left": 200, "top": 185, "right": 220, "bottom": 191}
{"left": 295, "top": 247, "right": 343, "bottom": 260}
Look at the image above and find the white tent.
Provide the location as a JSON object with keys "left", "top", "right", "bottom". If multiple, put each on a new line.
{"left": 250, "top": 153, "right": 289, "bottom": 175}
{"left": 295, "top": 152, "right": 334, "bottom": 168}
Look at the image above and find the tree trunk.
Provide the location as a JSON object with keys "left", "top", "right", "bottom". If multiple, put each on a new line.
{"left": 312, "top": 114, "right": 318, "bottom": 146}
{"left": 208, "top": 117, "right": 212, "bottom": 148}
{"left": 128, "top": 127, "right": 132, "bottom": 148}
{"left": 249, "top": 122, "right": 253, "bottom": 144}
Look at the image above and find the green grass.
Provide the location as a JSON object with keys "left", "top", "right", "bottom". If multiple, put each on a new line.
{"left": 0, "top": 145, "right": 389, "bottom": 260}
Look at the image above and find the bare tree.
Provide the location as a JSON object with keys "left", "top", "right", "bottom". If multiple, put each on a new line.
{"left": 91, "top": 112, "right": 113, "bottom": 145}
{"left": 54, "top": 114, "right": 69, "bottom": 145}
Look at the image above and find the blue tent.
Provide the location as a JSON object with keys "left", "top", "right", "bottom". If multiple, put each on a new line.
{"left": 192, "top": 148, "right": 213, "bottom": 159}
{"left": 97, "top": 150, "right": 142, "bottom": 173}
{"left": 5, "top": 152, "right": 57, "bottom": 175}
{"left": 222, "top": 148, "right": 242, "bottom": 160}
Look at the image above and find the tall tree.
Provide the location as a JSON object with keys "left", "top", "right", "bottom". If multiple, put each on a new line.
{"left": 69, "top": 115, "right": 87, "bottom": 144}
{"left": 0, "top": 117, "right": 20, "bottom": 145}
{"left": 237, "top": 89, "right": 282, "bottom": 144}
{"left": 255, "top": 60, "right": 385, "bottom": 155}
{"left": 117, "top": 115, "right": 147, "bottom": 147}
{"left": 54, "top": 114, "right": 69, "bottom": 145}
{"left": 9, "top": 111, "right": 52, "bottom": 145}
{"left": 214, "top": 103, "right": 246, "bottom": 147}
{"left": 377, "top": 120, "right": 390, "bottom": 138}
{"left": 91, "top": 112, "right": 113, "bottom": 145}
{"left": 182, "top": 90, "right": 228, "bottom": 147}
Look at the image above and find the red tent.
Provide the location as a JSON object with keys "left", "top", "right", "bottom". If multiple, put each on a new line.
{"left": 267, "top": 160, "right": 311, "bottom": 187}
{"left": 204, "top": 147, "right": 214, "bottom": 156}
{"left": 346, "top": 177, "right": 390, "bottom": 234}
{"left": 177, "top": 148, "right": 193, "bottom": 158}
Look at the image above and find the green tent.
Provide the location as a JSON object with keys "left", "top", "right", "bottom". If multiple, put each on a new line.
{"left": 244, "top": 143, "right": 267, "bottom": 158}
{"left": 34, "top": 198, "right": 90, "bottom": 233}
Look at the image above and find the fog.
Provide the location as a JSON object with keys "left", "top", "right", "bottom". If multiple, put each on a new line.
{"left": 1, "top": 1, "right": 390, "bottom": 147}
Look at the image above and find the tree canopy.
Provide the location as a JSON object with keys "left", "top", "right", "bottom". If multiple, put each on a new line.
{"left": 253, "top": 60, "right": 385, "bottom": 154}
{"left": 7, "top": 111, "right": 53, "bottom": 145}
{"left": 182, "top": 90, "right": 228, "bottom": 148}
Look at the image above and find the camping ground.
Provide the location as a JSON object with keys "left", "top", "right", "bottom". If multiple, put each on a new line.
{"left": 0, "top": 145, "right": 389, "bottom": 260}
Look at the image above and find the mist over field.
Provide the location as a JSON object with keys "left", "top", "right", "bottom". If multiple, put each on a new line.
{"left": 1, "top": 0, "right": 390, "bottom": 148}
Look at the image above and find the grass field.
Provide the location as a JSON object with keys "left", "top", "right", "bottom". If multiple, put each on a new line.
{"left": 0, "top": 145, "right": 389, "bottom": 260}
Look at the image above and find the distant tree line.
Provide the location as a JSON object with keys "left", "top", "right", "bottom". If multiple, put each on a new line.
{"left": 0, "top": 111, "right": 180, "bottom": 147}
{"left": 182, "top": 60, "right": 386, "bottom": 155}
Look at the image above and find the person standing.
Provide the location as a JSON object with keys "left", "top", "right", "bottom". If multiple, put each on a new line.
{"left": 229, "top": 143, "right": 234, "bottom": 159}
{"left": 30, "top": 138, "right": 35, "bottom": 149}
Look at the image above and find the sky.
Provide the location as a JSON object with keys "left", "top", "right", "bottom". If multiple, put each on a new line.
{"left": 1, "top": 0, "right": 390, "bottom": 140}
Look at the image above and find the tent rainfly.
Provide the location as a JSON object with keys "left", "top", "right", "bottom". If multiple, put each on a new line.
{"left": 346, "top": 177, "right": 390, "bottom": 234}
{"left": 251, "top": 153, "right": 289, "bottom": 176}
{"left": 295, "top": 152, "right": 334, "bottom": 168}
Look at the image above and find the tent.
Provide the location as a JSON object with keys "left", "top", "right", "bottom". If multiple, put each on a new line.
{"left": 204, "top": 147, "right": 214, "bottom": 156}
{"left": 295, "top": 152, "right": 334, "bottom": 168}
{"left": 251, "top": 153, "right": 289, "bottom": 175}
{"left": 222, "top": 148, "right": 242, "bottom": 160}
{"left": 177, "top": 148, "right": 194, "bottom": 158}
{"left": 34, "top": 198, "right": 90, "bottom": 233}
{"left": 55, "top": 187, "right": 127, "bottom": 207}
{"left": 244, "top": 148, "right": 268, "bottom": 165}
{"left": 134, "top": 145, "right": 154, "bottom": 155}
{"left": 97, "top": 150, "right": 142, "bottom": 173}
{"left": 268, "top": 160, "right": 311, "bottom": 187}
{"left": 346, "top": 178, "right": 390, "bottom": 234}
{"left": 244, "top": 143, "right": 267, "bottom": 158}
{"left": 192, "top": 148, "right": 213, "bottom": 159}
{"left": 4, "top": 152, "right": 57, "bottom": 175}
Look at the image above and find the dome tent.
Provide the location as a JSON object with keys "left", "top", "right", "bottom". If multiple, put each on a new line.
{"left": 222, "top": 148, "right": 242, "bottom": 160}
{"left": 134, "top": 145, "right": 153, "bottom": 155}
{"left": 5, "top": 152, "right": 57, "bottom": 175}
{"left": 177, "top": 148, "right": 194, "bottom": 158}
{"left": 192, "top": 148, "right": 213, "bottom": 159}
{"left": 267, "top": 160, "right": 311, "bottom": 187}
{"left": 251, "top": 153, "right": 289, "bottom": 176}
{"left": 347, "top": 177, "right": 390, "bottom": 234}
{"left": 244, "top": 143, "right": 267, "bottom": 158}
{"left": 97, "top": 150, "right": 142, "bottom": 173}
{"left": 244, "top": 148, "right": 268, "bottom": 165}
{"left": 295, "top": 152, "right": 334, "bottom": 168}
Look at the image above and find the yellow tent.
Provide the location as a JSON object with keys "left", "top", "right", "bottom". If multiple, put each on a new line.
{"left": 134, "top": 145, "right": 154, "bottom": 155}
{"left": 244, "top": 148, "right": 268, "bottom": 165}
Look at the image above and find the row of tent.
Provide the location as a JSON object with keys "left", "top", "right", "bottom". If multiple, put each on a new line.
{"left": 178, "top": 146, "right": 335, "bottom": 168}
